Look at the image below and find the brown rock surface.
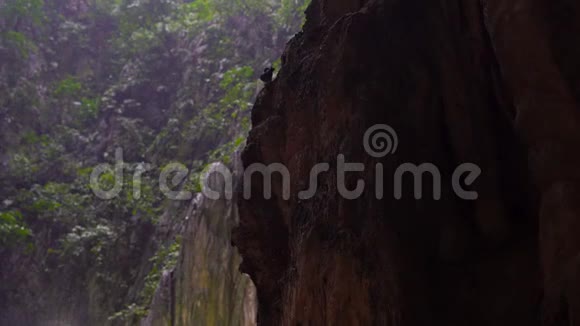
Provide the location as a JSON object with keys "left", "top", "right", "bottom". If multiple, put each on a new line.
{"left": 234, "top": 0, "right": 580, "bottom": 325}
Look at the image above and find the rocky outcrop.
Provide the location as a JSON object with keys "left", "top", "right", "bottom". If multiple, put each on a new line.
{"left": 144, "top": 162, "right": 257, "bottom": 326}
{"left": 235, "top": 0, "right": 580, "bottom": 325}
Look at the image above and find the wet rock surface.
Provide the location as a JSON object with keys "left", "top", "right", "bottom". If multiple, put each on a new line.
{"left": 145, "top": 162, "right": 257, "bottom": 326}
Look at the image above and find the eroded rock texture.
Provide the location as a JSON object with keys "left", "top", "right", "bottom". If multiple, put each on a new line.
{"left": 234, "top": 0, "right": 580, "bottom": 325}
{"left": 144, "top": 162, "right": 257, "bottom": 326}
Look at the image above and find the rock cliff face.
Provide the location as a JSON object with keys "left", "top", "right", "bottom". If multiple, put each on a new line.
{"left": 144, "top": 162, "right": 257, "bottom": 326}
{"left": 235, "top": 0, "right": 580, "bottom": 325}
{"left": 173, "top": 163, "right": 257, "bottom": 326}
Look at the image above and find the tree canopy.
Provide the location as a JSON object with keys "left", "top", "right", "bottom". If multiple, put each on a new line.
{"left": 0, "top": 0, "right": 308, "bottom": 323}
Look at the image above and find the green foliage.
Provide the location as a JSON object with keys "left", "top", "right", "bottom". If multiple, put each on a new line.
{"left": 181, "top": 0, "right": 216, "bottom": 23}
{"left": 219, "top": 65, "right": 254, "bottom": 89}
{"left": 22, "top": 182, "right": 91, "bottom": 224}
{"left": 2, "top": 31, "right": 36, "bottom": 57}
{"left": 54, "top": 76, "right": 83, "bottom": 97}
{"left": 209, "top": 135, "right": 245, "bottom": 164}
{"left": 108, "top": 303, "right": 149, "bottom": 323}
{"left": 200, "top": 65, "right": 255, "bottom": 132}
{"left": 0, "top": 0, "right": 45, "bottom": 26}
{"left": 109, "top": 237, "right": 181, "bottom": 322}
{"left": 0, "top": 0, "right": 309, "bottom": 322}
{"left": 79, "top": 97, "right": 100, "bottom": 121}
{"left": 213, "top": 0, "right": 270, "bottom": 16}
{"left": 21, "top": 131, "right": 50, "bottom": 146}
{"left": 178, "top": 160, "right": 209, "bottom": 195}
{"left": 61, "top": 224, "right": 116, "bottom": 260}
{"left": 8, "top": 135, "right": 67, "bottom": 182}
{"left": 86, "top": 163, "right": 162, "bottom": 223}
{"left": 52, "top": 78, "right": 101, "bottom": 123}
{"left": 111, "top": 0, "right": 177, "bottom": 55}
{"left": 8, "top": 153, "right": 40, "bottom": 181}
{"left": 142, "top": 238, "right": 181, "bottom": 301}
{"left": 0, "top": 210, "right": 32, "bottom": 247}
{"left": 276, "top": 0, "right": 310, "bottom": 28}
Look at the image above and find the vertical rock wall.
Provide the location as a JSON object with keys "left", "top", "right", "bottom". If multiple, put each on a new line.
{"left": 235, "top": 0, "right": 580, "bottom": 325}
{"left": 145, "top": 162, "right": 257, "bottom": 326}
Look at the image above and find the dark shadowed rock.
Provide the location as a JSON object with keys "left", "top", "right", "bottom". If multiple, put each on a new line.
{"left": 234, "top": 0, "right": 580, "bottom": 325}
